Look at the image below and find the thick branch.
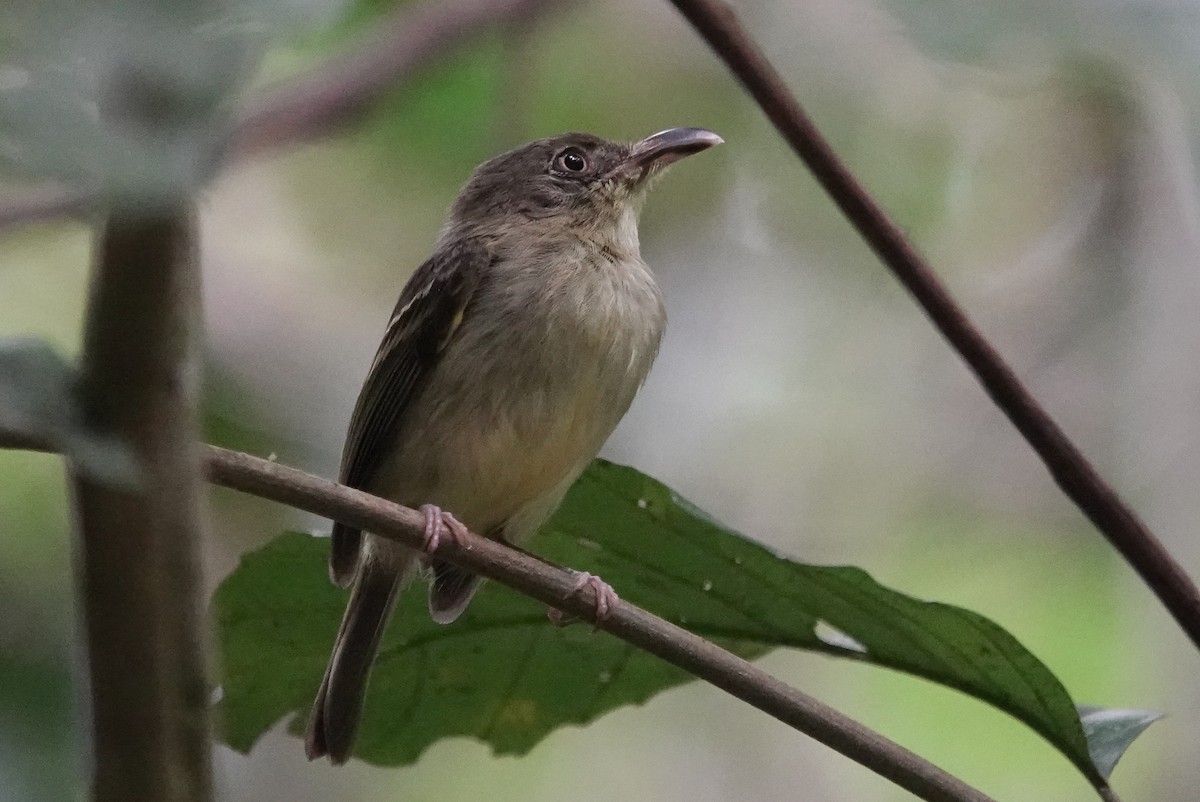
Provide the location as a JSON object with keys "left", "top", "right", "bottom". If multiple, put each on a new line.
{"left": 666, "top": 0, "right": 1200, "bottom": 652}
{"left": 71, "top": 206, "right": 211, "bottom": 802}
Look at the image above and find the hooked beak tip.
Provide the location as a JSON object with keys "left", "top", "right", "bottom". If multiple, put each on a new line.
{"left": 627, "top": 127, "right": 723, "bottom": 173}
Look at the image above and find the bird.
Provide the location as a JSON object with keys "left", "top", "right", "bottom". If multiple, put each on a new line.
{"left": 304, "top": 127, "right": 723, "bottom": 764}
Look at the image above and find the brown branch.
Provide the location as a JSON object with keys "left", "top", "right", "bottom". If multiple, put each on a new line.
{"left": 1, "top": 434, "right": 994, "bottom": 802}
{"left": 666, "top": 0, "right": 1200, "bottom": 652}
{"left": 71, "top": 206, "right": 211, "bottom": 802}
{"left": 0, "top": 0, "right": 561, "bottom": 231}
{"left": 207, "top": 447, "right": 994, "bottom": 802}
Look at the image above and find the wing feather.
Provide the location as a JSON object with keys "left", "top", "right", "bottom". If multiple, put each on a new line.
{"left": 328, "top": 240, "right": 489, "bottom": 586}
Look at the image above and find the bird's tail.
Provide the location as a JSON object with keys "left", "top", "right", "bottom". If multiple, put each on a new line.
{"left": 305, "top": 560, "right": 401, "bottom": 764}
{"left": 428, "top": 560, "right": 484, "bottom": 624}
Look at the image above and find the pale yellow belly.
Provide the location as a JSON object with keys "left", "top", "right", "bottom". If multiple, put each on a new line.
{"left": 367, "top": 243, "right": 664, "bottom": 550}
{"left": 370, "top": 367, "right": 632, "bottom": 544}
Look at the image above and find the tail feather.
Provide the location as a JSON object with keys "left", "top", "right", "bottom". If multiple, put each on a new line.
{"left": 305, "top": 561, "right": 401, "bottom": 763}
{"left": 428, "top": 560, "right": 484, "bottom": 624}
{"left": 328, "top": 522, "right": 362, "bottom": 588}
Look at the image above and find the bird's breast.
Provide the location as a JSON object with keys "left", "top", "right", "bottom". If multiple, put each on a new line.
{"left": 376, "top": 248, "right": 666, "bottom": 539}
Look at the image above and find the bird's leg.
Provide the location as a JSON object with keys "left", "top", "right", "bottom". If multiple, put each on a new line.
{"left": 547, "top": 571, "right": 620, "bottom": 627}
{"left": 418, "top": 504, "right": 470, "bottom": 554}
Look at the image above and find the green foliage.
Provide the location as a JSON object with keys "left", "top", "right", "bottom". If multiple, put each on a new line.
{"left": 330, "top": 0, "right": 415, "bottom": 35}
{"left": 362, "top": 37, "right": 508, "bottom": 181}
{"left": 0, "top": 656, "right": 76, "bottom": 802}
{"left": 214, "top": 461, "right": 1154, "bottom": 791}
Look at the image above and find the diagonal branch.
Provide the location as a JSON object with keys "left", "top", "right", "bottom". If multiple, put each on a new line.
{"left": 206, "top": 447, "right": 998, "bottom": 802}
{"left": 0, "top": 0, "right": 561, "bottom": 231}
{"left": 665, "top": 0, "right": 1200, "bottom": 652}
{"left": 0, "top": 434, "right": 994, "bottom": 802}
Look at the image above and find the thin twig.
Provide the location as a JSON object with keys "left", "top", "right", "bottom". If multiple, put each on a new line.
{"left": 0, "top": 0, "right": 561, "bottom": 230}
{"left": 0, "top": 435, "right": 995, "bottom": 802}
{"left": 70, "top": 206, "right": 211, "bottom": 802}
{"left": 666, "top": 0, "right": 1200, "bottom": 652}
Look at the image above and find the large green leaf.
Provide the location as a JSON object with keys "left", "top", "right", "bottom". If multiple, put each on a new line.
{"left": 213, "top": 460, "right": 1153, "bottom": 791}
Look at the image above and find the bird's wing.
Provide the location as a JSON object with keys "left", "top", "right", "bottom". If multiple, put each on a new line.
{"left": 328, "top": 239, "right": 489, "bottom": 586}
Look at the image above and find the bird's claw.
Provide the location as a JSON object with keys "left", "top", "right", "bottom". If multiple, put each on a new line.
{"left": 419, "top": 504, "right": 469, "bottom": 554}
{"left": 547, "top": 572, "right": 618, "bottom": 626}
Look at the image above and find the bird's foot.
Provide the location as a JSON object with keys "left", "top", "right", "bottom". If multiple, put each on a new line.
{"left": 547, "top": 572, "right": 619, "bottom": 626}
{"left": 418, "top": 504, "right": 470, "bottom": 554}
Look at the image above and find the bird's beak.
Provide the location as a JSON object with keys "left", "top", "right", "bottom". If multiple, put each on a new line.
{"left": 616, "top": 127, "right": 723, "bottom": 183}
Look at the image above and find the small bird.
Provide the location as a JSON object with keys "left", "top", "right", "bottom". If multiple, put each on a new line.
{"left": 304, "top": 127, "right": 722, "bottom": 763}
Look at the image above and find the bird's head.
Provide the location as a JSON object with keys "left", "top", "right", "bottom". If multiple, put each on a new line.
{"left": 442, "top": 128, "right": 722, "bottom": 249}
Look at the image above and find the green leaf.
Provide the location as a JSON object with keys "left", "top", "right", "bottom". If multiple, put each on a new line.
{"left": 0, "top": 337, "right": 138, "bottom": 486}
{"left": 1077, "top": 705, "right": 1162, "bottom": 780}
{"left": 213, "top": 461, "right": 1156, "bottom": 791}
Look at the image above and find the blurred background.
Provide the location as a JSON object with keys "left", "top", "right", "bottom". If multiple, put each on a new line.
{"left": 3, "top": 0, "right": 1200, "bottom": 799}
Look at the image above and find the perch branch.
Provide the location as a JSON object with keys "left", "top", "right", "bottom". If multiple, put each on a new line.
{"left": 0, "top": 433, "right": 994, "bottom": 802}
{"left": 208, "top": 447, "right": 997, "bottom": 802}
{"left": 666, "top": 0, "right": 1200, "bottom": 651}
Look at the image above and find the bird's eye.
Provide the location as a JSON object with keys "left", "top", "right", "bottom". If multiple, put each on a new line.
{"left": 555, "top": 148, "right": 588, "bottom": 174}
